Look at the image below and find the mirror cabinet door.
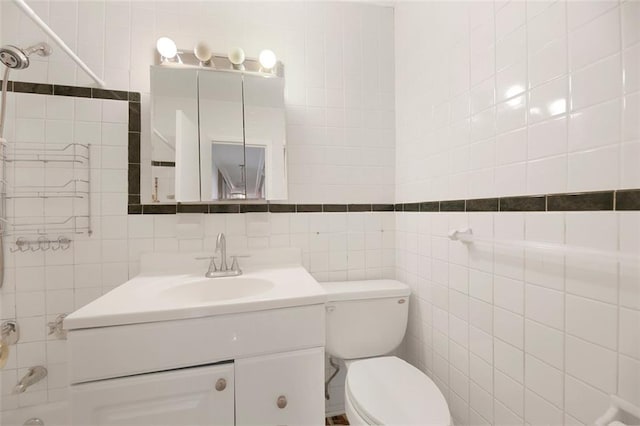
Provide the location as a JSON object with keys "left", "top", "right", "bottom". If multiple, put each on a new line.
{"left": 198, "top": 71, "right": 245, "bottom": 201}
{"left": 243, "top": 75, "right": 287, "bottom": 200}
{"left": 149, "top": 66, "right": 288, "bottom": 203}
{"left": 150, "top": 67, "right": 199, "bottom": 202}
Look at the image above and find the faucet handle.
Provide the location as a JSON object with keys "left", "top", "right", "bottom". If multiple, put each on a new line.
{"left": 198, "top": 256, "right": 220, "bottom": 275}
{"left": 47, "top": 314, "right": 67, "bottom": 340}
{"left": 229, "top": 255, "right": 246, "bottom": 273}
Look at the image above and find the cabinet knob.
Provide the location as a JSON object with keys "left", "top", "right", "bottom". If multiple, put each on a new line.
{"left": 276, "top": 395, "right": 287, "bottom": 409}
{"left": 215, "top": 378, "right": 226, "bottom": 391}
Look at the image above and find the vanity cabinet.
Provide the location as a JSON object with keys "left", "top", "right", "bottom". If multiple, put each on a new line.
{"left": 236, "top": 347, "right": 325, "bottom": 424}
{"left": 71, "top": 348, "right": 324, "bottom": 426}
{"left": 71, "top": 363, "right": 235, "bottom": 425}
{"left": 67, "top": 303, "right": 326, "bottom": 426}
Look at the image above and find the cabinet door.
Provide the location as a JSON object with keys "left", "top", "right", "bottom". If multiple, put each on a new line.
{"left": 198, "top": 71, "right": 245, "bottom": 201}
{"left": 71, "top": 363, "right": 234, "bottom": 426}
{"left": 235, "top": 347, "right": 325, "bottom": 426}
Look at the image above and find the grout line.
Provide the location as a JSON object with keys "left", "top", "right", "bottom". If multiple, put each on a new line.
{"left": 615, "top": 1, "right": 624, "bottom": 399}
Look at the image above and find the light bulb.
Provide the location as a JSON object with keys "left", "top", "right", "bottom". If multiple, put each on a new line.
{"left": 258, "top": 49, "right": 277, "bottom": 70}
{"left": 194, "top": 42, "right": 212, "bottom": 63}
{"left": 156, "top": 37, "right": 177, "bottom": 59}
{"left": 228, "top": 47, "right": 245, "bottom": 66}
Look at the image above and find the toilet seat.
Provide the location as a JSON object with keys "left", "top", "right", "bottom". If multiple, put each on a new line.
{"left": 345, "top": 356, "right": 451, "bottom": 425}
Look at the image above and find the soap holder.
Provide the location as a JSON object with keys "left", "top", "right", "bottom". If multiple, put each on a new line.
{"left": 1, "top": 321, "right": 19, "bottom": 345}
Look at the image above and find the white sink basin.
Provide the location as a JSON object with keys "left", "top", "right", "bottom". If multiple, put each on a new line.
{"left": 64, "top": 248, "right": 327, "bottom": 329}
{"left": 160, "top": 277, "right": 274, "bottom": 303}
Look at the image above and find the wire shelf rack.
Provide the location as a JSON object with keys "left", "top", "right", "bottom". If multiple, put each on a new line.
{"left": 0, "top": 141, "right": 92, "bottom": 240}
{"left": 2, "top": 143, "right": 90, "bottom": 165}
{"left": 3, "top": 178, "right": 90, "bottom": 200}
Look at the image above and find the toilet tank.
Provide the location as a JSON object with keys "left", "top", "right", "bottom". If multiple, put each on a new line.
{"left": 322, "top": 280, "right": 411, "bottom": 360}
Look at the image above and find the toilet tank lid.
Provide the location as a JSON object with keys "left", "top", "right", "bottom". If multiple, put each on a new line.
{"left": 321, "top": 279, "right": 410, "bottom": 302}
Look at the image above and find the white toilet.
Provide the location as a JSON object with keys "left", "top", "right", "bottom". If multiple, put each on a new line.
{"left": 322, "top": 280, "right": 451, "bottom": 425}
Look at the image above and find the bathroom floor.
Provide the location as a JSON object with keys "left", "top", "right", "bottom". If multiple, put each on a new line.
{"left": 325, "top": 414, "right": 350, "bottom": 425}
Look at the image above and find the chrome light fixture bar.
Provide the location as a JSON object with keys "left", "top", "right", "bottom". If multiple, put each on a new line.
{"left": 155, "top": 39, "right": 284, "bottom": 78}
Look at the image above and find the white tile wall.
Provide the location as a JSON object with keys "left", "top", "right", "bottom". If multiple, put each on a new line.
{"left": 397, "top": 211, "right": 640, "bottom": 425}
{"left": 395, "top": 1, "right": 639, "bottom": 424}
{"left": 0, "top": 0, "right": 396, "bottom": 204}
{"left": 395, "top": 0, "right": 640, "bottom": 202}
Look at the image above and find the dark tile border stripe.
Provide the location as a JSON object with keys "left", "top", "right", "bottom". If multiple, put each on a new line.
{"left": 323, "top": 204, "right": 347, "bottom": 212}
{"left": 54, "top": 84, "right": 91, "bottom": 98}
{"left": 402, "top": 203, "right": 419, "bottom": 212}
{"left": 142, "top": 204, "right": 177, "bottom": 214}
{"left": 177, "top": 204, "right": 208, "bottom": 214}
{"left": 440, "top": 200, "right": 466, "bottom": 212}
{"left": 616, "top": 190, "right": 640, "bottom": 210}
{"left": 372, "top": 204, "right": 395, "bottom": 212}
{"left": 348, "top": 204, "right": 372, "bottom": 212}
{"left": 4, "top": 80, "right": 640, "bottom": 214}
{"left": 209, "top": 204, "right": 240, "bottom": 214}
{"left": 269, "top": 204, "right": 296, "bottom": 213}
{"left": 13, "top": 81, "right": 52, "bottom": 95}
{"left": 419, "top": 202, "right": 439, "bottom": 212}
{"left": 0, "top": 80, "right": 13, "bottom": 91}
{"left": 296, "top": 204, "right": 322, "bottom": 213}
{"left": 547, "top": 191, "right": 614, "bottom": 211}
{"left": 151, "top": 161, "right": 176, "bottom": 167}
{"left": 240, "top": 204, "right": 269, "bottom": 213}
{"left": 499, "top": 196, "right": 546, "bottom": 211}
{"left": 92, "top": 88, "right": 129, "bottom": 100}
{"left": 466, "top": 198, "right": 498, "bottom": 212}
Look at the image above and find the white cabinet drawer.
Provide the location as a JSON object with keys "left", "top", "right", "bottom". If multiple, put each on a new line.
{"left": 68, "top": 304, "right": 325, "bottom": 384}
{"left": 71, "top": 363, "right": 234, "bottom": 426}
{"left": 235, "top": 347, "right": 325, "bottom": 426}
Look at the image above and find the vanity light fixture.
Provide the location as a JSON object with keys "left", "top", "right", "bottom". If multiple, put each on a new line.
{"left": 258, "top": 49, "right": 277, "bottom": 71}
{"left": 228, "top": 47, "right": 245, "bottom": 69}
{"left": 154, "top": 42, "right": 282, "bottom": 77}
{"left": 156, "top": 37, "right": 177, "bottom": 62}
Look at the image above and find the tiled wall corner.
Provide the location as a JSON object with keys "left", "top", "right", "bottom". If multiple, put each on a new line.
{"left": 397, "top": 210, "right": 640, "bottom": 425}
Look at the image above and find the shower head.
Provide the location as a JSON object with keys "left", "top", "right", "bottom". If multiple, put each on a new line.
{"left": 0, "top": 42, "right": 51, "bottom": 69}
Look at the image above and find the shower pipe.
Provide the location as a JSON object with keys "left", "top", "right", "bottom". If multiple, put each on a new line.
{"left": 0, "top": 69, "right": 8, "bottom": 289}
{"left": 11, "top": 0, "right": 106, "bottom": 88}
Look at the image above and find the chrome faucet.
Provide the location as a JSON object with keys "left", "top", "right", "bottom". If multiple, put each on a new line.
{"left": 13, "top": 366, "right": 47, "bottom": 394}
{"left": 204, "top": 233, "right": 242, "bottom": 278}
{"left": 216, "top": 233, "right": 228, "bottom": 272}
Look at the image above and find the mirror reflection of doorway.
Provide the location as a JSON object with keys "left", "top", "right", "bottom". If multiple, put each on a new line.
{"left": 211, "top": 142, "right": 265, "bottom": 200}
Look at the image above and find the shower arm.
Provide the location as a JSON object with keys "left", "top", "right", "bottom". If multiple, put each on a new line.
{"left": 11, "top": 0, "right": 106, "bottom": 88}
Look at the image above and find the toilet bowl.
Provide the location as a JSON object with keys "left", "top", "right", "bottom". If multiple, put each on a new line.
{"left": 322, "top": 280, "right": 451, "bottom": 426}
{"left": 344, "top": 357, "right": 450, "bottom": 425}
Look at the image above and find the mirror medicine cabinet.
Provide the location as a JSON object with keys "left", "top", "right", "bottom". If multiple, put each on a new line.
{"left": 150, "top": 65, "right": 287, "bottom": 203}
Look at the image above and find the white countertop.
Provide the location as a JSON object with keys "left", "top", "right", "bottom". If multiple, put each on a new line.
{"left": 65, "top": 249, "right": 326, "bottom": 330}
